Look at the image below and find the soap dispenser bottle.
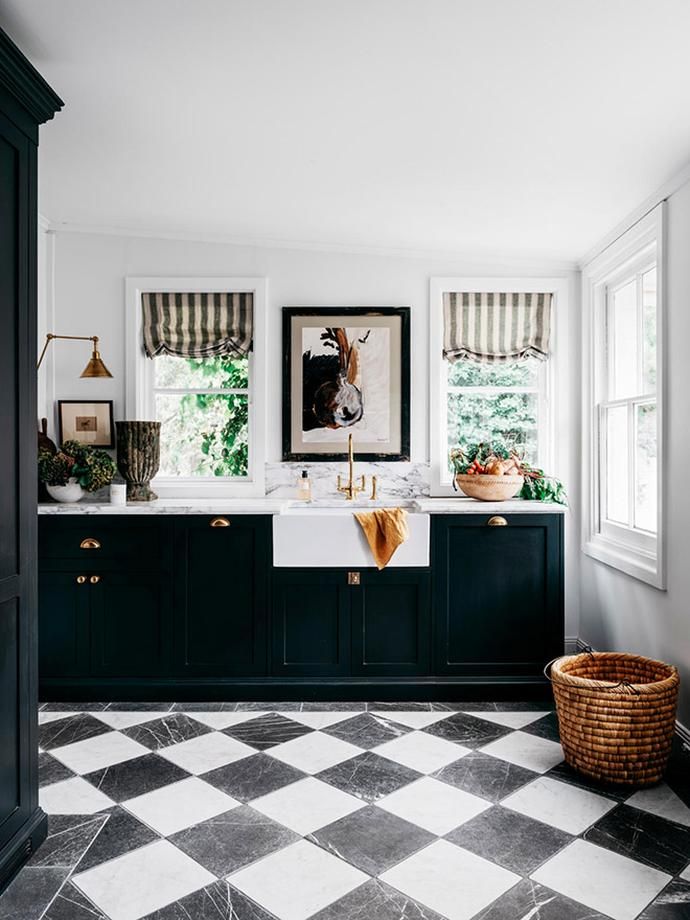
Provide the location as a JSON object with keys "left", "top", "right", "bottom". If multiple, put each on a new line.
{"left": 297, "top": 469, "right": 312, "bottom": 501}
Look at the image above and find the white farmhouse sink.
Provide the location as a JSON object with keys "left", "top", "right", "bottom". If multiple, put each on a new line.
{"left": 273, "top": 506, "right": 430, "bottom": 567}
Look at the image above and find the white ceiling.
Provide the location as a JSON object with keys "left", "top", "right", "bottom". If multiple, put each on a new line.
{"left": 4, "top": 0, "right": 690, "bottom": 261}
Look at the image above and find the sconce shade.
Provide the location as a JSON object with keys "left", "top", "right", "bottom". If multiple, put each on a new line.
{"left": 80, "top": 350, "right": 113, "bottom": 378}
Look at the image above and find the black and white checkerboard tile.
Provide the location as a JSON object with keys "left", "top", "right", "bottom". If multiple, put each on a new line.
{"left": 2, "top": 702, "right": 689, "bottom": 920}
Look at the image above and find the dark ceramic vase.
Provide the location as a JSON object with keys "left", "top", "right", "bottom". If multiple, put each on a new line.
{"left": 115, "top": 420, "right": 161, "bottom": 501}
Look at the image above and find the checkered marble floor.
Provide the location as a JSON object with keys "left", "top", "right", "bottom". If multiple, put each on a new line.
{"left": 2, "top": 702, "right": 689, "bottom": 920}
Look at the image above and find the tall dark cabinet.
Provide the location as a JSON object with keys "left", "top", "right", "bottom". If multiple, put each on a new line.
{"left": 0, "top": 29, "right": 62, "bottom": 891}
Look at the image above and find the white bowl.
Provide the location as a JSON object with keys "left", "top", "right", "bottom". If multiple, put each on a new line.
{"left": 46, "top": 477, "right": 84, "bottom": 503}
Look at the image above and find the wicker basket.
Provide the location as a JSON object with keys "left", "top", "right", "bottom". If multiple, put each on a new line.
{"left": 455, "top": 473, "right": 524, "bottom": 501}
{"left": 549, "top": 651, "right": 679, "bottom": 786}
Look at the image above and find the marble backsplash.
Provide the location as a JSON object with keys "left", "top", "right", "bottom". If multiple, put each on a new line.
{"left": 265, "top": 461, "right": 430, "bottom": 500}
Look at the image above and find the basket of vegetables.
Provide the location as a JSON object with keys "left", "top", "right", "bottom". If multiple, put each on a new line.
{"left": 451, "top": 441, "right": 567, "bottom": 504}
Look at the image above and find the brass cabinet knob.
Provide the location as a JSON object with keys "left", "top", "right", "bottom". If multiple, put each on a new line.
{"left": 347, "top": 571, "right": 361, "bottom": 585}
{"left": 487, "top": 516, "right": 508, "bottom": 527}
{"left": 80, "top": 538, "right": 101, "bottom": 550}
{"left": 210, "top": 517, "right": 230, "bottom": 528}
{"left": 76, "top": 575, "right": 87, "bottom": 584}
{"left": 89, "top": 575, "right": 101, "bottom": 584}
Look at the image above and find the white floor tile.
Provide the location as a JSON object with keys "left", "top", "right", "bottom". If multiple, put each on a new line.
{"left": 378, "top": 776, "right": 491, "bottom": 835}
{"left": 38, "top": 711, "right": 79, "bottom": 725}
{"left": 123, "top": 776, "right": 239, "bottom": 836}
{"left": 251, "top": 777, "right": 365, "bottom": 835}
{"left": 39, "top": 776, "right": 115, "bottom": 815}
{"left": 374, "top": 730, "right": 469, "bottom": 774}
{"left": 91, "top": 712, "right": 170, "bottom": 730}
{"left": 369, "top": 711, "right": 450, "bottom": 729}
{"left": 381, "top": 839, "right": 520, "bottom": 920}
{"left": 501, "top": 776, "right": 617, "bottom": 834}
{"left": 626, "top": 782, "right": 690, "bottom": 828}
{"left": 532, "top": 839, "right": 671, "bottom": 920}
{"left": 187, "top": 711, "right": 265, "bottom": 730}
{"left": 480, "top": 730, "right": 564, "bottom": 774}
{"left": 50, "top": 731, "right": 149, "bottom": 774}
{"left": 681, "top": 864, "right": 690, "bottom": 882}
{"left": 158, "top": 731, "right": 255, "bottom": 774}
{"left": 289, "top": 712, "right": 357, "bottom": 730}
{"left": 269, "top": 732, "right": 362, "bottom": 774}
{"left": 229, "top": 838, "right": 368, "bottom": 920}
{"left": 462, "top": 711, "right": 551, "bottom": 729}
{"left": 72, "top": 839, "right": 215, "bottom": 920}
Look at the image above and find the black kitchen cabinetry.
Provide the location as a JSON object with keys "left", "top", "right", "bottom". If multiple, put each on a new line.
{"left": 0, "top": 27, "right": 62, "bottom": 892}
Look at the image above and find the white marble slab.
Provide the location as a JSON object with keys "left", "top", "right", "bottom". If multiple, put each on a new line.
{"left": 38, "top": 498, "right": 287, "bottom": 515}
{"left": 413, "top": 497, "right": 567, "bottom": 514}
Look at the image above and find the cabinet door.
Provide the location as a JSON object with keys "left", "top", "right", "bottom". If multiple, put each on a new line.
{"left": 174, "top": 517, "right": 268, "bottom": 676}
{"left": 38, "top": 572, "right": 90, "bottom": 677}
{"left": 90, "top": 573, "right": 170, "bottom": 676}
{"left": 433, "top": 515, "right": 563, "bottom": 677}
{"left": 272, "top": 571, "right": 350, "bottom": 676}
{"left": 351, "top": 569, "right": 431, "bottom": 676}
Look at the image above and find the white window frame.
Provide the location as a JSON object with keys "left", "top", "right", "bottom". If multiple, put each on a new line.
{"left": 582, "top": 204, "right": 665, "bottom": 588}
{"left": 430, "top": 277, "right": 565, "bottom": 496}
{"left": 125, "top": 276, "right": 267, "bottom": 498}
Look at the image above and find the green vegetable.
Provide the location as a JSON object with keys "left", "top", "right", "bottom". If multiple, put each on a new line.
{"left": 449, "top": 439, "right": 567, "bottom": 505}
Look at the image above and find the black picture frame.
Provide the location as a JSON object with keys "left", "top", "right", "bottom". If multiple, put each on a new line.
{"left": 282, "top": 306, "right": 410, "bottom": 461}
{"left": 57, "top": 399, "right": 115, "bottom": 449}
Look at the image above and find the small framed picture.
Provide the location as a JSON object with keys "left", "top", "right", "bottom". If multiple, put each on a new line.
{"left": 58, "top": 400, "right": 114, "bottom": 448}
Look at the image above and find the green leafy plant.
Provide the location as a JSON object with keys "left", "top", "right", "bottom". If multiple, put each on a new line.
{"left": 450, "top": 439, "right": 567, "bottom": 505}
{"left": 38, "top": 441, "right": 116, "bottom": 492}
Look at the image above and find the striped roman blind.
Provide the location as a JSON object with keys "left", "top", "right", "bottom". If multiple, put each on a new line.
{"left": 443, "top": 291, "right": 552, "bottom": 364}
{"left": 142, "top": 291, "right": 253, "bottom": 359}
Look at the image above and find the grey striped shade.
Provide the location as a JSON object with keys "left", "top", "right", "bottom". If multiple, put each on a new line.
{"left": 443, "top": 291, "right": 552, "bottom": 364}
{"left": 142, "top": 291, "right": 253, "bottom": 358}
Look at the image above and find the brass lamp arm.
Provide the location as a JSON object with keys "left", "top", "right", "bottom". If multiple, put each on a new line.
{"left": 37, "top": 333, "right": 99, "bottom": 370}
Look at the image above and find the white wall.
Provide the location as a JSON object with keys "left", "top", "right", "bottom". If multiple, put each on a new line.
{"left": 581, "top": 180, "right": 690, "bottom": 728}
{"left": 38, "top": 228, "right": 581, "bottom": 636}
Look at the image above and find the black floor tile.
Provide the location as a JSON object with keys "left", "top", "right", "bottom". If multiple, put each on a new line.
{"left": 302, "top": 701, "right": 366, "bottom": 711}
{"left": 222, "top": 713, "right": 313, "bottom": 750}
{"left": 121, "top": 713, "right": 212, "bottom": 750}
{"left": 322, "top": 713, "right": 411, "bottom": 749}
{"left": 543, "top": 761, "right": 631, "bottom": 802}
{"left": 308, "top": 805, "right": 434, "bottom": 875}
{"left": 432, "top": 750, "right": 539, "bottom": 803}
{"left": 446, "top": 805, "right": 572, "bottom": 875}
{"left": 520, "top": 711, "right": 561, "bottom": 742}
{"left": 0, "top": 867, "right": 69, "bottom": 920}
{"left": 201, "top": 752, "right": 306, "bottom": 802}
{"left": 473, "top": 878, "right": 614, "bottom": 919}
{"left": 141, "top": 880, "right": 276, "bottom": 919}
{"left": 234, "top": 701, "right": 303, "bottom": 711}
{"left": 171, "top": 702, "right": 238, "bottom": 712}
{"left": 39, "top": 752, "right": 75, "bottom": 788}
{"left": 317, "top": 751, "right": 422, "bottom": 802}
{"left": 74, "top": 806, "right": 158, "bottom": 872}
{"left": 584, "top": 804, "right": 690, "bottom": 875}
{"left": 310, "top": 878, "right": 446, "bottom": 919}
{"left": 106, "top": 702, "right": 175, "bottom": 712}
{"left": 430, "top": 701, "right": 498, "bottom": 712}
{"left": 30, "top": 815, "right": 107, "bottom": 869}
{"left": 422, "top": 712, "right": 511, "bottom": 747}
{"left": 169, "top": 805, "right": 299, "bottom": 876}
{"left": 83, "top": 753, "right": 190, "bottom": 802}
{"left": 39, "top": 714, "right": 111, "bottom": 751}
{"left": 366, "top": 702, "right": 433, "bottom": 712}
{"left": 40, "top": 702, "right": 108, "bottom": 712}
{"left": 43, "top": 882, "right": 107, "bottom": 920}
{"left": 637, "top": 879, "right": 690, "bottom": 919}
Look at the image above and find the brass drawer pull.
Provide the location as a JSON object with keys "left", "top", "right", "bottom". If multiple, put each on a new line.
{"left": 76, "top": 575, "right": 87, "bottom": 584}
{"left": 210, "top": 517, "right": 230, "bottom": 528}
{"left": 347, "top": 571, "right": 361, "bottom": 585}
{"left": 80, "top": 538, "right": 101, "bottom": 550}
{"left": 90, "top": 575, "right": 101, "bottom": 584}
{"left": 487, "top": 516, "right": 508, "bottom": 527}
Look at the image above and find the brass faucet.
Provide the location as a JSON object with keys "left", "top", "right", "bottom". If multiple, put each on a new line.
{"left": 337, "top": 433, "right": 366, "bottom": 500}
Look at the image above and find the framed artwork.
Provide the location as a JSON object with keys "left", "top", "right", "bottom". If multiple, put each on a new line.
{"left": 282, "top": 307, "right": 410, "bottom": 461}
{"left": 58, "top": 400, "right": 115, "bottom": 448}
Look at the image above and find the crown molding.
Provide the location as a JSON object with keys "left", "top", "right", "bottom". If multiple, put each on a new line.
{"left": 579, "top": 159, "right": 690, "bottom": 268}
{"left": 37, "top": 217, "right": 579, "bottom": 272}
{"left": 0, "top": 27, "right": 63, "bottom": 125}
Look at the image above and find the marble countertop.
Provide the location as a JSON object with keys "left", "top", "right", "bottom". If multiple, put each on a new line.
{"left": 38, "top": 496, "right": 567, "bottom": 515}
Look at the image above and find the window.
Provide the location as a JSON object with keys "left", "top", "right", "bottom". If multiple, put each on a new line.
{"left": 582, "top": 205, "right": 664, "bottom": 587}
{"left": 430, "top": 279, "right": 562, "bottom": 495}
{"left": 126, "top": 278, "right": 266, "bottom": 498}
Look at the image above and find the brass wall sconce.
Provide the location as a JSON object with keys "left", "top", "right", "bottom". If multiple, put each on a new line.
{"left": 37, "top": 334, "right": 113, "bottom": 378}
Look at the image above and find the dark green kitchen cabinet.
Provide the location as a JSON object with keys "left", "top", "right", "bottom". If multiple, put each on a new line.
{"left": 38, "top": 571, "right": 90, "bottom": 678}
{"left": 173, "top": 516, "right": 269, "bottom": 676}
{"left": 351, "top": 569, "right": 431, "bottom": 676}
{"left": 271, "top": 570, "right": 350, "bottom": 677}
{"left": 433, "top": 513, "right": 563, "bottom": 679}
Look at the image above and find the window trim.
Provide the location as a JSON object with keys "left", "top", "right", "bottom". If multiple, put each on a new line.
{"left": 581, "top": 203, "right": 666, "bottom": 589}
{"left": 429, "top": 276, "right": 565, "bottom": 497}
{"left": 125, "top": 276, "right": 267, "bottom": 498}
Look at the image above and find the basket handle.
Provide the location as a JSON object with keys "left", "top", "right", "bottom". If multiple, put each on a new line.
{"left": 544, "top": 648, "right": 641, "bottom": 694}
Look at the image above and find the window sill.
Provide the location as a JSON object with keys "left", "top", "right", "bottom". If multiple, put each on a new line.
{"left": 583, "top": 534, "right": 665, "bottom": 590}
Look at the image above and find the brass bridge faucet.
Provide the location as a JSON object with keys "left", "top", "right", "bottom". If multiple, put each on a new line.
{"left": 337, "top": 433, "right": 366, "bottom": 500}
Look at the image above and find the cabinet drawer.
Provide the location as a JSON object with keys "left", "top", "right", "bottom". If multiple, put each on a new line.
{"left": 39, "top": 518, "right": 166, "bottom": 567}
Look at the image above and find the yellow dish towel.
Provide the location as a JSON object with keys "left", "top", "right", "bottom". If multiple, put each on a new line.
{"left": 354, "top": 508, "right": 409, "bottom": 569}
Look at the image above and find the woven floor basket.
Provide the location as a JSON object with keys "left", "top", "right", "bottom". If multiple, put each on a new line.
{"left": 549, "top": 651, "right": 679, "bottom": 786}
